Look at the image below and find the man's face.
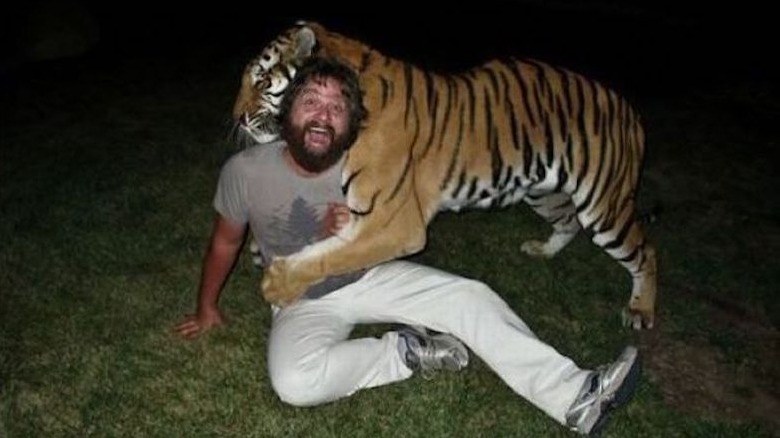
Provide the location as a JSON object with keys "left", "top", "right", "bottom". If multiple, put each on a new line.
{"left": 282, "top": 76, "right": 352, "bottom": 173}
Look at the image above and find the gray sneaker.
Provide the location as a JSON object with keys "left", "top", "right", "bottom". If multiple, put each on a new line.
{"left": 398, "top": 325, "right": 469, "bottom": 378}
{"left": 565, "top": 346, "right": 641, "bottom": 436}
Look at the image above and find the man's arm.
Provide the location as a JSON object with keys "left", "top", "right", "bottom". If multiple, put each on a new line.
{"left": 175, "top": 214, "right": 247, "bottom": 339}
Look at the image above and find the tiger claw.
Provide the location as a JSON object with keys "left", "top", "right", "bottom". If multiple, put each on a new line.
{"left": 621, "top": 307, "right": 654, "bottom": 330}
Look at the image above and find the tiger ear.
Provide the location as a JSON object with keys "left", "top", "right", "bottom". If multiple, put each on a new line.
{"left": 293, "top": 26, "right": 317, "bottom": 61}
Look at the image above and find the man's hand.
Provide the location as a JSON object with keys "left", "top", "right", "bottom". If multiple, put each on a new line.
{"left": 322, "top": 202, "right": 351, "bottom": 237}
{"left": 175, "top": 215, "right": 244, "bottom": 339}
{"left": 174, "top": 307, "right": 226, "bottom": 339}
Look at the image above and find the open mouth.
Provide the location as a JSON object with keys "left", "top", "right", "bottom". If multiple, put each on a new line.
{"left": 304, "top": 124, "right": 335, "bottom": 150}
{"left": 307, "top": 125, "right": 332, "bottom": 140}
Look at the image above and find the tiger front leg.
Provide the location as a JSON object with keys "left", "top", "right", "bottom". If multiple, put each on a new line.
{"left": 261, "top": 198, "right": 427, "bottom": 307}
{"left": 521, "top": 193, "right": 581, "bottom": 258}
{"left": 520, "top": 228, "right": 580, "bottom": 258}
{"left": 261, "top": 236, "right": 345, "bottom": 306}
{"left": 261, "top": 257, "right": 320, "bottom": 307}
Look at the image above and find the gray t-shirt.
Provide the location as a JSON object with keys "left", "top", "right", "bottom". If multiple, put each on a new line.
{"left": 214, "top": 141, "right": 365, "bottom": 298}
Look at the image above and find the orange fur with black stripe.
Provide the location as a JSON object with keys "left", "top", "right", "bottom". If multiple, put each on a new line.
{"left": 232, "top": 21, "right": 658, "bottom": 329}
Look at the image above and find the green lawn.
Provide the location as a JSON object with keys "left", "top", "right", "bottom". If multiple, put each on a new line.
{"left": 1, "top": 35, "right": 777, "bottom": 437}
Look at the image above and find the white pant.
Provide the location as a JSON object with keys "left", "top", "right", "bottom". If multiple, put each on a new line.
{"left": 267, "top": 261, "right": 590, "bottom": 424}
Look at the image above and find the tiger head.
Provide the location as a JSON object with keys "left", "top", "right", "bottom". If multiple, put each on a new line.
{"left": 232, "top": 22, "right": 318, "bottom": 145}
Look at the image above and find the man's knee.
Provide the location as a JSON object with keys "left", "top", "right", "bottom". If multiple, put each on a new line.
{"left": 452, "top": 278, "right": 502, "bottom": 306}
{"left": 269, "top": 366, "right": 329, "bottom": 407}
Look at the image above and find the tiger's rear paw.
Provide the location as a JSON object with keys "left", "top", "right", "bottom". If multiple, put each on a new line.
{"left": 520, "top": 240, "right": 554, "bottom": 258}
{"left": 621, "top": 307, "right": 655, "bottom": 330}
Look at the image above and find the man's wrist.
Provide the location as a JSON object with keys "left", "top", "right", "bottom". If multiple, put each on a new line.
{"left": 196, "top": 302, "right": 220, "bottom": 317}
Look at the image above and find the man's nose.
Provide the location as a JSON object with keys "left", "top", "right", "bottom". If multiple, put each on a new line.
{"left": 314, "top": 105, "right": 333, "bottom": 121}
{"left": 314, "top": 106, "right": 332, "bottom": 122}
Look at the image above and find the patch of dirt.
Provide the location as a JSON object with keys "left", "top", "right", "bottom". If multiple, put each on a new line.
{"left": 639, "top": 289, "right": 780, "bottom": 431}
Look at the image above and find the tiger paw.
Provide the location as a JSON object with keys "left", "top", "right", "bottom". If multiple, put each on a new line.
{"left": 261, "top": 257, "right": 308, "bottom": 307}
{"left": 261, "top": 257, "right": 323, "bottom": 307}
{"left": 520, "top": 240, "right": 555, "bottom": 258}
{"left": 621, "top": 306, "right": 655, "bottom": 330}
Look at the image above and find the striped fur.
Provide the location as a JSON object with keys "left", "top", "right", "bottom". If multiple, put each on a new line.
{"left": 233, "top": 21, "right": 658, "bottom": 329}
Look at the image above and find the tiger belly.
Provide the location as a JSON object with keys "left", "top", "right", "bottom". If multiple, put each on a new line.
{"left": 439, "top": 160, "right": 568, "bottom": 213}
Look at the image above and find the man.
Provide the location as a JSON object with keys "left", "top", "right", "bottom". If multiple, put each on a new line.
{"left": 175, "top": 57, "right": 641, "bottom": 436}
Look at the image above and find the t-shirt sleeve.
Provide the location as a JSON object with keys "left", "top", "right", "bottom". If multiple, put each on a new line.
{"left": 213, "top": 155, "right": 249, "bottom": 224}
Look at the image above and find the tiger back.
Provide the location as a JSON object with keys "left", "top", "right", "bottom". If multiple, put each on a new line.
{"left": 233, "top": 21, "right": 658, "bottom": 329}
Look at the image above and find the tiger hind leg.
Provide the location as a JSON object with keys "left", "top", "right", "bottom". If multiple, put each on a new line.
{"left": 582, "top": 209, "right": 658, "bottom": 330}
{"left": 521, "top": 192, "right": 581, "bottom": 258}
{"left": 624, "top": 242, "right": 657, "bottom": 329}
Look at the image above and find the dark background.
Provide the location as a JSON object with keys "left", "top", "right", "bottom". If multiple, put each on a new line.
{"left": 2, "top": 2, "right": 778, "bottom": 432}
{"left": 1, "top": 1, "right": 774, "bottom": 99}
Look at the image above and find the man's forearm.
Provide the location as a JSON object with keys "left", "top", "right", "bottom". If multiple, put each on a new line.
{"left": 197, "top": 242, "right": 241, "bottom": 313}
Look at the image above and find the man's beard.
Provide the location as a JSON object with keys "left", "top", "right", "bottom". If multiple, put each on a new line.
{"left": 282, "top": 120, "right": 349, "bottom": 173}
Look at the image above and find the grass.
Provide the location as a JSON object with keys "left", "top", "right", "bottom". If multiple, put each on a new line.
{"left": 2, "top": 30, "right": 778, "bottom": 438}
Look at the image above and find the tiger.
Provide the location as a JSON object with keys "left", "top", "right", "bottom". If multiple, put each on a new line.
{"left": 231, "top": 21, "right": 658, "bottom": 330}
